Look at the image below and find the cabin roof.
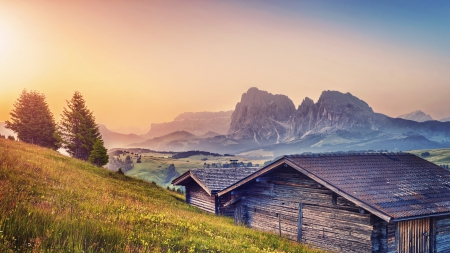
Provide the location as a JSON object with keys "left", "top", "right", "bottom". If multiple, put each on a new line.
{"left": 172, "top": 167, "right": 262, "bottom": 195}
{"left": 218, "top": 152, "right": 450, "bottom": 222}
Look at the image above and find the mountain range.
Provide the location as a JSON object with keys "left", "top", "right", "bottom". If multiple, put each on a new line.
{"left": 98, "top": 111, "right": 231, "bottom": 149}
{"left": 222, "top": 88, "right": 450, "bottom": 156}
{"left": 117, "top": 87, "right": 450, "bottom": 156}
{"left": 140, "top": 111, "right": 232, "bottom": 139}
{"left": 3, "top": 88, "right": 450, "bottom": 155}
{"left": 99, "top": 124, "right": 146, "bottom": 149}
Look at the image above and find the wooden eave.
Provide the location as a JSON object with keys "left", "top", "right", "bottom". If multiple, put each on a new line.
{"left": 171, "top": 171, "right": 213, "bottom": 196}
{"left": 390, "top": 211, "right": 450, "bottom": 222}
{"left": 218, "top": 157, "right": 393, "bottom": 222}
{"left": 171, "top": 171, "right": 191, "bottom": 185}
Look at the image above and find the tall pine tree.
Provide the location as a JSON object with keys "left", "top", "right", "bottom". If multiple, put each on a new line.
{"left": 5, "top": 90, "right": 60, "bottom": 150}
{"left": 59, "top": 91, "right": 102, "bottom": 160}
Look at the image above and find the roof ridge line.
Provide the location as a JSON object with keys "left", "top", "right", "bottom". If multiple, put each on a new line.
{"left": 285, "top": 151, "right": 409, "bottom": 158}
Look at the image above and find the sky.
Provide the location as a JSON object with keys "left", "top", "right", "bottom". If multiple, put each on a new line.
{"left": 0, "top": 0, "right": 449, "bottom": 133}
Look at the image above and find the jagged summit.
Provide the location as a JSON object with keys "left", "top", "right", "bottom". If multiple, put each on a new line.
{"left": 227, "top": 87, "right": 295, "bottom": 144}
{"left": 223, "top": 88, "right": 450, "bottom": 155}
{"left": 317, "top": 91, "right": 373, "bottom": 114}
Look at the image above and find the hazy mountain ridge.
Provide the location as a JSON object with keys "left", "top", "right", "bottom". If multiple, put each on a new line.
{"left": 128, "top": 130, "right": 203, "bottom": 151}
{"left": 98, "top": 124, "right": 145, "bottom": 149}
{"left": 398, "top": 110, "right": 434, "bottom": 122}
{"left": 142, "top": 111, "right": 233, "bottom": 139}
{"left": 119, "top": 88, "right": 450, "bottom": 154}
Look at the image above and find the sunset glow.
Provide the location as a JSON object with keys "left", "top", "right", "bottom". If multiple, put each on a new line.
{"left": 1, "top": 0, "right": 449, "bottom": 130}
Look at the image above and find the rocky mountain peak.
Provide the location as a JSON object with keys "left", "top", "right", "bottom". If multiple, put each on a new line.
{"left": 228, "top": 87, "right": 295, "bottom": 143}
{"left": 229, "top": 89, "right": 382, "bottom": 146}
{"left": 317, "top": 90, "right": 374, "bottom": 114}
{"left": 398, "top": 110, "right": 433, "bottom": 122}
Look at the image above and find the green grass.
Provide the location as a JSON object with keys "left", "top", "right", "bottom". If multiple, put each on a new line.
{"left": 409, "top": 148, "right": 450, "bottom": 165}
{"left": 0, "top": 139, "right": 323, "bottom": 253}
{"left": 114, "top": 151, "right": 269, "bottom": 187}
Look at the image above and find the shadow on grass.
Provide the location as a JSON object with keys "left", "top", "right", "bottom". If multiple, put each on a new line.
{"left": 107, "top": 172, "right": 133, "bottom": 181}
{"left": 171, "top": 194, "right": 185, "bottom": 203}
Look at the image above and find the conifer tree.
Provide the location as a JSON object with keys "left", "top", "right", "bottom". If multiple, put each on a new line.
{"left": 88, "top": 139, "right": 109, "bottom": 166}
{"left": 5, "top": 90, "right": 60, "bottom": 149}
{"left": 59, "top": 91, "right": 102, "bottom": 160}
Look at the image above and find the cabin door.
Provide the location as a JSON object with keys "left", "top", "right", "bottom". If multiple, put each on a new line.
{"left": 397, "top": 218, "right": 430, "bottom": 253}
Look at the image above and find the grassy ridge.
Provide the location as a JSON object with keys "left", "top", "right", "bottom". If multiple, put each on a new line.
{"left": 409, "top": 148, "right": 450, "bottom": 165}
{"left": 0, "top": 139, "right": 322, "bottom": 253}
{"left": 112, "top": 150, "right": 268, "bottom": 187}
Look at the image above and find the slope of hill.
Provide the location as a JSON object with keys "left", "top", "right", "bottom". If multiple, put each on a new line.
{"left": 441, "top": 117, "right": 450, "bottom": 122}
{"left": 0, "top": 139, "right": 319, "bottom": 252}
{"left": 107, "top": 148, "right": 268, "bottom": 187}
{"left": 409, "top": 148, "right": 450, "bottom": 165}
{"left": 398, "top": 110, "right": 433, "bottom": 122}
{"left": 98, "top": 124, "right": 145, "bottom": 149}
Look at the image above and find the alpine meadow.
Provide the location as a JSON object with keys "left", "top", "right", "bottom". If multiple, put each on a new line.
{"left": 0, "top": 138, "right": 322, "bottom": 253}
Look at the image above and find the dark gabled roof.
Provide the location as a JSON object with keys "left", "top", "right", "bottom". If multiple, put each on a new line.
{"left": 218, "top": 152, "right": 450, "bottom": 222}
{"left": 172, "top": 167, "right": 262, "bottom": 195}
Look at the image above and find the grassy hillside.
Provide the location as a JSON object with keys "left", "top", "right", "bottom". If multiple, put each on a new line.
{"left": 109, "top": 149, "right": 269, "bottom": 187}
{"left": 0, "top": 139, "right": 322, "bottom": 253}
{"left": 409, "top": 148, "right": 450, "bottom": 165}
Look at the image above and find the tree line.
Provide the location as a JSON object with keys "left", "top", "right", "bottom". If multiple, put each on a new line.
{"left": 5, "top": 90, "right": 108, "bottom": 167}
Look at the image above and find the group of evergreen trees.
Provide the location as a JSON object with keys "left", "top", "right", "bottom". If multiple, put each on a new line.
{"left": 5, "top": 90, "right": 108, "bottom": 167}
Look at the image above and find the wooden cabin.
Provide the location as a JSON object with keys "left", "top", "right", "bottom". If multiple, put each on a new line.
{"left": 217, "top": 153, "right": 450, "bottom": 253}
{"left": 172, "top": 167, "right": 261, "bottom": 216}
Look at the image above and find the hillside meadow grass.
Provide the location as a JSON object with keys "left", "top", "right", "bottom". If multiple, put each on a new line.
{"left": 0, "top": 139, "right": 324, "bottom": 253}
{"left": 409, "top": 148, "right": 450, "bottom": 165}
{"left": 115, "top": 151, "right": 268, "bottom": 187}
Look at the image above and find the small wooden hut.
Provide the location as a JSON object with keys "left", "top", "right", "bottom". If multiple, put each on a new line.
{"left": 217, "top": 153, "right": 450, "bottom": 253}
{"left": 172, "top": 167, "right": 261, "bottom": 216}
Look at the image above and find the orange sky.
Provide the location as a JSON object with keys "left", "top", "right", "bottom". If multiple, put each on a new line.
{"left": 1, "top": 0, "right": 449, "bottom": 131}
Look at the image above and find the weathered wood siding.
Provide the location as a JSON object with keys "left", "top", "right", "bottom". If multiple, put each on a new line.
{"left": 397, "top": 218, "right": 431, "bottom": 253}
{"left": 217, "top": 193, "right": 236, "bottom": 217}
{"left": 386, "top": 222, "right": 396, "bottom": 253}
{"left": 185, "top": 182, "right": 216, "bottom": 214}
{"left": 436, "top": 216, "right": 450, "bottom": 253}
{"left": 240, "top": 166, "right": 381, "bottom": 253}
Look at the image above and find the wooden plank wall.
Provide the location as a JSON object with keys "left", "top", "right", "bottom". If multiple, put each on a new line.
{"left": 240, "top": 166, "right": 381, "bottom": 253}
{"left": 217, "top": 193, "right": 236, "bottom": 217}
{"left": 386, "top": 222, "right": 396, "bottom": 253}
{"left": 185, "top": 182, "right": 216, "bottom": 214}
{"left": 436, "top": 216, "right": 450, "bottom": 253}
{"left": 397, "top": 218, "right": 430, "bottom": 253}
{"left": 372, "top": 217, "right": 389, "bottom": 252}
